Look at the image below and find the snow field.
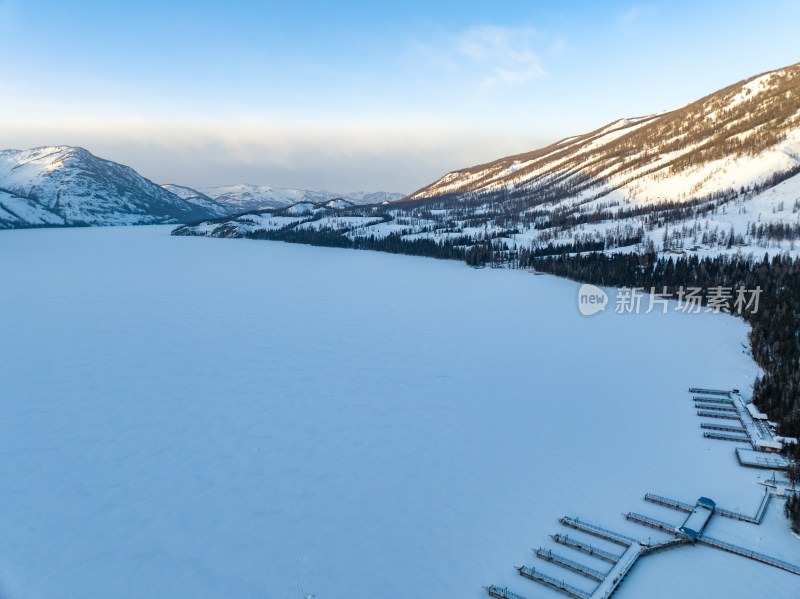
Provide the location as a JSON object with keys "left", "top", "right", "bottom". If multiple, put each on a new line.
{"left": 0, "top": 226, "right": 796, "bottom": 599}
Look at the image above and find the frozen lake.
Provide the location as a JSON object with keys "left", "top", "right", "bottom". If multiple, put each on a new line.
{"left": 0, "top": 226, "right": 797, "bottom": 598}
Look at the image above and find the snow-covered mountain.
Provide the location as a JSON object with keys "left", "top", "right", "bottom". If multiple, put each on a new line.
{"left": 394, "top": 62, "right": 800, "bottom": 256}
{"left": 408, "top": 64, "right": 800, "bottom": 206}
{"left": 0, "top": 147, "right": 219, "bottom": 228}
{"left": 0, "top": 146, "right": 404, "bottom": 229}
{"left": 176, "top": 62, "right": 800, "bottom": 260}
{"left": 343, "top": 190, "right": 406, "bottom": 204}
{"left": 197, "top": 184, "right": 404, "bottom": 212}
{"left": 160, "top": 184, "right": 230, "bottom": 218}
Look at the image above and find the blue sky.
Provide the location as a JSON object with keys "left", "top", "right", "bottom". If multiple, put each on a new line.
{"left": 1, "top": 1, "right": 799, "bottom": 192}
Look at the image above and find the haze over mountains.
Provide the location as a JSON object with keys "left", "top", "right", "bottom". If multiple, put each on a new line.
{"left": 179, "top": 61, "right": 800, "bottom": 260}
{"left": 0, "top": 147, "right": 403, "bottom": 229}
{"left": 184, "top": 184, "right": 403, "bottom": 212}
{"left": 4, "top": 61, "right": 800, "bottom": 249}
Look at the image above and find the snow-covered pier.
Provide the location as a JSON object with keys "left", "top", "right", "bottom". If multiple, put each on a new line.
{"left": 700, "top": 422, "right": 746, "bottom": 433}
{"left": 534, "top": 548, "right": 606, "bottom": 582}
{"left": 514, "top": 519, "right": 647, "bottom": 599}
{"left": 645, "top": 489, "right": 773, "bottom": 525}
{"left": 587, "top": 543, "right": 643, "bottom": 599}
{"left": 550, "top": 534, "right": 620, "bottom": 563}
{"left": 485, "top": 585, "right": 530, "bottom": 599}
{"left": 558, "top": 517, "right": 635, "bottom": 546}
{"left": 736, "top": 447, "right": 791, "bottom": 470}
{"left": 703, "top": 431, "right": 751, "bottom": 443}
{"left": 689, "top": 387, "right": 732, "bottom": 396}
{"left": 698, "top": 536, "right": 800, "bottom": 575}
{"left": 484, "top": 386, "right": 799, "bottom": 599}
{"left": 692, "top": 395, "right": 733, "bottom": 404}
{"left": 715, "top": 490, "right": 771, "bottom": 524}
{"left": 517, "top": 565, "right": 591, "bottom": 599}
{"left": 644, "top": 492, "right": 693, "bottom": 512}
{"left": 694, "top": 402, "right": 737, "bottom": 412}
{"left": 627, "top": 491, "right": 800, "bottom": 575}
{"left": 697, "top": 410, "right": 741, "bottom": 420}
{"left": 624, "top": 512, "right": 679, "bottom": 534}
{"left": 640, "top": 537, "right": 689, "bottom": 555}
{"left": 691, "top": 386, "right": 796, "bottom": 470}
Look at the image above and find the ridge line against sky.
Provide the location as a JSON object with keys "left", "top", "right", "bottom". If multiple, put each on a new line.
{"left": 0, "top": 0, "right": 799, "bottom": 192}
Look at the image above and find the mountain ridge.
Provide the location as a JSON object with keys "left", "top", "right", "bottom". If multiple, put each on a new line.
{"left": 406, "top": 62, "right": 800, "bottom": 207}
{"left": 0, "top": 147, "right": 406, "bottom": 229}
{"left": 175, "top": 61, "right": 800, "bottom": 263}
{"left": 0, "top": 146, "right": 216, "bottom": 228}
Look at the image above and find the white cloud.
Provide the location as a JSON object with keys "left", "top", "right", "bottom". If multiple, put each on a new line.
{"left": 457, "top": 25, "right": 545, "bottom": 89}
{"left": 408, "top": 24, "right": 547, "bottom": 92}
{"left": 619, "top": 4, "right": 654, "bottom": 25}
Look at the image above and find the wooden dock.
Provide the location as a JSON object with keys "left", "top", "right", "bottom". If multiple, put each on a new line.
{"left": 625, "top": 512, "right": 678, "bottom": 534}
{"left": 483, "top": 386, "right": 797, "bottom": 599}
{"left": 689, "top": 387, "right": 731, "bottom": 397}
{"left": 550, "top": 534, "right": 620, "bottom": 563}
{"left": 517, "top": 565, "right": 591, "bottom": 599}
{"left": 644, "top": 493, "right": 693, "bottom": 513}
{"left": 698, "top": 535, "right": 800, "bottom": 575}
{"left": 588, "top": 543, "right": 644, "bottom": 599}
{"left": 694, "top": 403, "right": 737, "bottom": 412}
{"left": 641, "top": 537, "right": 689, "bottom": 555}
{"left": 700, "top": 422, "right": 747, "bottom": 433}
{"left": 692, "top": 395, "right": 733, "bottom": 404}
{"left": 703, "top": 431, "right": 752, "bottom": 443}
{"left": 535, "top": 548, "right": 606, "bottom": 582}
{"left": 697, "top": 410, "right": 741, "bottom": 420}
{"left": 485, "top": 585, "right": 529, "bottom": 599}
{"left": 558, "top": 517, "right": 637, "bottom": 546}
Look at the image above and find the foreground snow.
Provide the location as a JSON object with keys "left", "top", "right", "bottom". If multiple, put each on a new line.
{"left": 0, "top": 226, "right": 796, "bottom": 599}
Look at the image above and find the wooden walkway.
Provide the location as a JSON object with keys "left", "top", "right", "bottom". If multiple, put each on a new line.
{"left": 692, "top": 395, "right": 733, "bottom": 404}
{"left": 558, "top": 517, "right": 636, "bottom": 546}
{"left": 644, "top": 493, "right": 693, "bottom": 512}
{"left": 689, "top": 387, "right": 731, "bottom": 396}
{"left": 483, "top": 386, "right": 797, "bottom": 599}
{"left": 550, "top": 534, "right": 620, "bottom": 563}
{"left": 645, "top": 489, "right": 773, "bottom": 525}
{"left": 517, "top": 565, "right": 591, "bottom": 599}
{"left": 485, "top": 585, "right": 529, "bottom": 599}
{"left": 694, "top": 403, "right": 737, "bottom": 412}
{"left": 698, "top": 535, "right": 800, "bottom": 575}
{"left": 700, "top": 422, "right": 746, "bottom": 433}
{"left": 535, "top": 548, "right": 606, "bottom": 582}
{"left": 703, "top": 431, "right": 751, "bottom": 443}
{"left": 625, "top": 512, "right": 677, "bottom": 534}
{"left": 697, "top": 410, "right": 741, "bottom": 420}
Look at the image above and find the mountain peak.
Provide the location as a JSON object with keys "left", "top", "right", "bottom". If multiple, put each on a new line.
{"left": 0, "top": 146, "right": 221, "bottom": 228}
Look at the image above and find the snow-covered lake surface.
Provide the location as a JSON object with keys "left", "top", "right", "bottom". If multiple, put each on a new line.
{"left": 0, "top": 226, "right": 797, "bottom": 599}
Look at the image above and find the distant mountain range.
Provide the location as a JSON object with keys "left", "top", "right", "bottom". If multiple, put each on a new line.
{"left": 7, "top": 61, "right": 800, "bottom": 245}
{"left": 176, "top": 61, "right": 800, "bottom": 261}
{"left": 0, "top": 147, "right": 404, "bottom": 229}
{"left": 174, "top": 183, "right": 403, "bottom": 212}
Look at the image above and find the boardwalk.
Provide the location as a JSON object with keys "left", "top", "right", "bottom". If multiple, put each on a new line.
{"left": 486, "top": 586, "right": 529, "bottom": 599}
{"left": 558, "top": 517, "right": 636, "bottom": 546}
{"left": 535, "top": 548, "right": 606, "bottom": 582}
{"left": 550, "top": 534, "right": 620, "bottom": 563}
{"left": 517, "top": 565, "right": 591, "bottom": 599}
{"left": 484, "top": 385, "right": 799, "bottom": 599}
{"left": 698, "top": 536, "right": 800, "bottom": 575}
